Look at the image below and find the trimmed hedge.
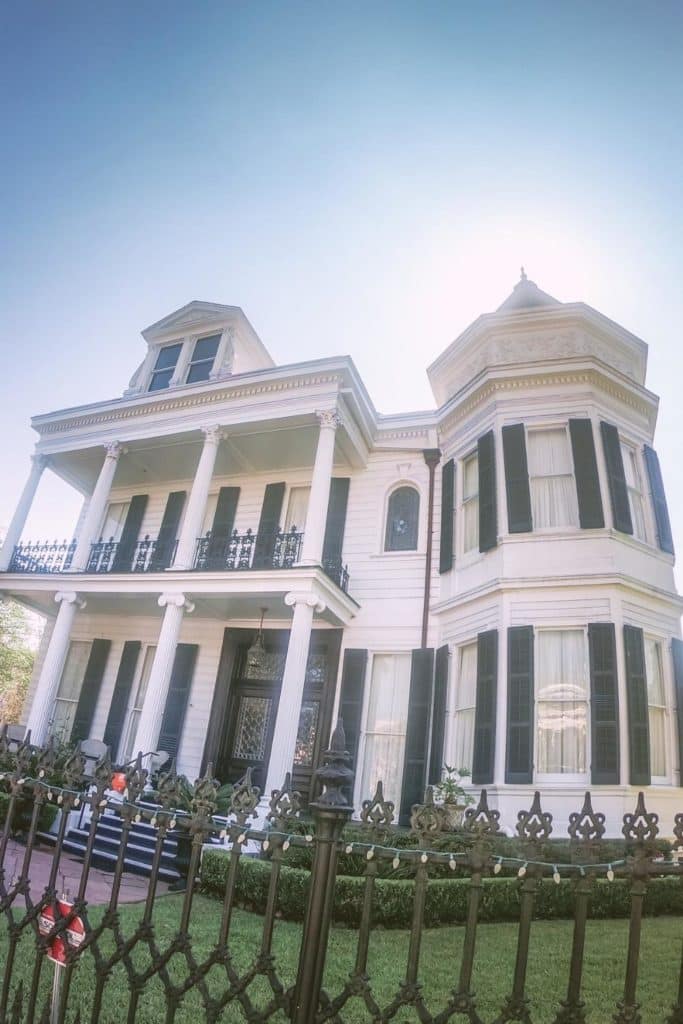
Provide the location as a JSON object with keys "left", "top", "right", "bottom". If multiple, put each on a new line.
{"left": 200, "top": 849, "right": 683, "bottom": 929}
{"left": 0, "top": 791, "right": 59, "bottom": 834}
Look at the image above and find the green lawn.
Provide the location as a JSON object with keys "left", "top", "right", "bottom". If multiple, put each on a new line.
{"left": 1, "top": 894, "right": 681, "bottom": 1022}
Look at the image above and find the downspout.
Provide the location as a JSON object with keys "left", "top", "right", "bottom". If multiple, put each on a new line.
{"left": 421, "top": 448, "right": 441, "bottom": 648}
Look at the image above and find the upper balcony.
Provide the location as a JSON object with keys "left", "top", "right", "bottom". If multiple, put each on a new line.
{"left": 7, "top": 526, "right": 351, "bottom": 594}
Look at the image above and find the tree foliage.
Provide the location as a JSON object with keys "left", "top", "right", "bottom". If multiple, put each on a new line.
{"left": 0, "top": 601, "right": 37, "bottom": 723}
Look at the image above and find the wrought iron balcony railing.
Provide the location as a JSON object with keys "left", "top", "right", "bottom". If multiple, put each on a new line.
{"left": 8, "top": 538, "right": 76, "bottom": 574}
{"left": 322, "top": 558, "right": 350, "bottom": 593}
{"left": 193, "top": 527, "right": 303, "bottom": 572}
{"left": 86, "top": 535, "right": 178, "bottom": 573}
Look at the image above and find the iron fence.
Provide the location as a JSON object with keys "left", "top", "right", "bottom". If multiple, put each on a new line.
{"left": 0, "top": 722, "right": 682, "bottom": 1023}
{"left": 8, "top": 541, "right": 76, "bottom": 574}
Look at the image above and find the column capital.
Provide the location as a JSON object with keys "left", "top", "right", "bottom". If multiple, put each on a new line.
{"left": 200, "top": 424, "right": 226, "bottom": 444}
{"left": 158, "top": 592, "right": 195, "bottom": 613}
{"left": 55, "top": 591, "right": 86, "bottom": 610}
{"left": 103, "top": 441, "right": 125, "bottom": 460}
{"left": 316, "top": 408, "right": 341, "bottom": 431}
{"left": 30, "top": 453, "right": 47, "bottom": 471}
{"left": 284, "top": 591, "right": 326, "bottom": 614}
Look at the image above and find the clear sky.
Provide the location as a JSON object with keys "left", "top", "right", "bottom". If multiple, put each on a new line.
{"left": 2, "top": 2, "right": 683, "bottom": 581}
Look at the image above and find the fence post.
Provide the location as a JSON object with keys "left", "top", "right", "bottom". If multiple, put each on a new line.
{"left": 292, "top": 720, "right": 353, "bottom": 1024}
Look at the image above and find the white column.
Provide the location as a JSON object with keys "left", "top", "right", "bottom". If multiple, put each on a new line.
{"left": 299, "top": 409, "right": 340, "bottom": 566}
{"left": 71, "top": 442, "right": 124, "bottom": 571}
{"left": 0, "top": 455, "right": 47, "bottom": 571}
{"left": 132, "top": 592, "right": 195, "bottom": 757}
{"left": 172, "top": 425, "right": 224, "bottom": 569}
{"left": 264, "top": 591, "right": 324, "bottom": 795}
{"left": 25, "top": 591, "right": 86, "bottom": 744}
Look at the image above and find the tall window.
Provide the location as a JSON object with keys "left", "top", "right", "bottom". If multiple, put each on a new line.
{"left": 452, "top": 642, "right": 477, "bottom": 771}
{"left": 285, "top": 486, "right": 310, "bottom": 532}
{"left": 186, "top": 334, "right": 220, "bottom": 384}
{"left": 148, "top": 343, "right": 182, "bottom": 392}
{"left": 100, "top": 501, "right": 129, "bottom": 542}
{"left": 384, "top": 486, "right": 419, "bottom": 551}
{"left": 51, "top": 641, "right": 91, "bottom": 741}
{"left": 536, "top": 630, "right": 588, "bottom": 775}
{"left": 621, "top": 442, "right": 647, "bottom": 541}
{"left": 645, "top": 638, "right": 667, "bottom": 777}
{"left": 122, "top": 646, "right": 157, "bottom": 761}
{"left": 359, "top": 654, "right": 411, "bottom": 806}
{"left": 528, "top": 428, "right": 579, "bottom": 528}
{"left": 462, "top": 453, "right": 479, "bottom": 552}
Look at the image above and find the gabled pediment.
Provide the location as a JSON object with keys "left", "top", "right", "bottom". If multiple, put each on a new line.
{"left": 142, "top": 300, "right": 242, "bottom": 341}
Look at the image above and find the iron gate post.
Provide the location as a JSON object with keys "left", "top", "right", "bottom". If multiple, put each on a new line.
{"left": 292, "top": 721, "right": 353, "bottom": 1024}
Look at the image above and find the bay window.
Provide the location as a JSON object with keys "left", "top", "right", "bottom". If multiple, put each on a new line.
{"left": 644, "top": 638, "right": 667, "bottom": 778}
{"left": 462, "top": 453, "right": 479, "bottom": 553}
{"left": 621, "top": 442, "right": 647, "bottom": 542}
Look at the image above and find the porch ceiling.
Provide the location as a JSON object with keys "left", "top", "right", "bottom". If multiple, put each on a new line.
{"left": 41, "top": 418, "right": 353, "bottom": 494}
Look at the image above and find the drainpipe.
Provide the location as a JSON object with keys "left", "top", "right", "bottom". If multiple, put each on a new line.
{"left": 421, "top": 448, "right": 441, "bottom": 648}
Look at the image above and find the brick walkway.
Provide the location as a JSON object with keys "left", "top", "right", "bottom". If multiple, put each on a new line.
{"left": 4, "top": 839, "right": 168, "bottom": 905}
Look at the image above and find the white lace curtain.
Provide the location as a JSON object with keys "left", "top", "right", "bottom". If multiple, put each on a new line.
{"left": 645, "top": 638, "right": 667, "bottom": 776}
{"left": 359, "top": 654, "right": 411, "bottom": 807}
{"left": 452, "top": 642, "right": 477, "bottom": 771}
{"left": 527, "top": 429, "right": 578, "bottom": 529}
{"left": 536, "top": 629, "right": 587, "bottom": 774}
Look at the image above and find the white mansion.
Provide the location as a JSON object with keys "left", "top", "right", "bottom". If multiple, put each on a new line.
{"left": 2, "top": 273, "right": 682, "bottom": 832}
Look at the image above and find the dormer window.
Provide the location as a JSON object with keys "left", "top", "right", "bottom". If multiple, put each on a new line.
{"left": 186, "top": 334, "right": 220, "bottom": 384}
{"left": 148, "top": 343, "right": 182, "bottom": 392}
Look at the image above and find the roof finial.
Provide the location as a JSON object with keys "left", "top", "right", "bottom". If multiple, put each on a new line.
{"left": 520, "top": 265, "right": 527, "bottom": 281}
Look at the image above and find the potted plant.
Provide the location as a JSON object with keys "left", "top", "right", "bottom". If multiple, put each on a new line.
{"left": 433, "top": 765, "right": 475, "bottom": 830}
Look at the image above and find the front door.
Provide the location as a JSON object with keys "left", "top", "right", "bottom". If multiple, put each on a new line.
{"left": 207, "top": 627, "right": 341, "bottom": 803}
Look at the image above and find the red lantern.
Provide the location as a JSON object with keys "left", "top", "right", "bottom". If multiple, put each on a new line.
{"left": 111, "top": 772, "right": 127, "bottom": 794}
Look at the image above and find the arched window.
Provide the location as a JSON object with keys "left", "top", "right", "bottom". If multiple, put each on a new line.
{"left": 384, "top": 486, "right": 420, "bottom": 551}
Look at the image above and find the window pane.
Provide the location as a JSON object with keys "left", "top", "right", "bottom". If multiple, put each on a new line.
{"left": 649, "top": 708, "right": 667, "bottom": 776}
{"left": 154, "top": 343, "right": 182, "bottom": 370}
{"left": 453, "top": 642, "right": 477, "bottom": 772}
{"left": 293, "top": 700, "right": 320, "bottom": 766}
{"left": 528, "top": 429, "right": 572, "bottom": 475}
{"left": 464, "top": 495, "right": 479, "bottom": 552}
{"left": 384, "top": 487, "right": 419, "bottom": 551}
{"left": 134, "top": 646, "right": 157, "bottom": 707}
{"left": 645, "top": 640, "right": 665, "bottom": 704}
{"left": 193, "top": 335, "right": 220, "bottom": 362}
{"left": 528, "top": 429, "right": 578, "bottom": 528}
{"left": 285, "top": 487, "right": 310, "bottom": 532}
{"left": 463, "top": 455, "right": 478, "bottom": 498}
{"left": 149, "top": 368, "right": 175, "bottom": 391}
{"left": 100, "top": 502, "right": 130, "bottom": 542}
{"left": 52, "top": 700, "right": 77, "bottom": 742}
{"left": 360, "top": 654, "right": 411, "bottom": 806}
{"left": 456, "top": 643, "right": 477, "bottom": 709}
{"left": 537, "top": 630, "right": 588, "bottom": 774}
{"left": 232, "top": 696, "right": 274, "bottom": 760}
{"left": 186, "top": 362, "right": 213, "bottom": 384}
{"left": 56, "top": 642, "right": 91, "bottom": 702}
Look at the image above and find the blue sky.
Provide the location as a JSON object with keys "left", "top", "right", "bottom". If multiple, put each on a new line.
{"left": 2, "top": 1, "right": 683, "bottom": 578}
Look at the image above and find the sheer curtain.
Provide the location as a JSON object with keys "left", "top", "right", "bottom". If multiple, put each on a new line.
{"left": 528, "top": 429, "right": 578, "bottom": 528}
{"left": 463, "top": 455, "right": 479, "bottom": 552}
{"left": 645, "top": 639, "right": 667, "bottom": 777}
{"left": 285, "top": 487, "right": 311, "bottom": 532}
{"left": 359, "top": 654, "right": 411, "bottom": 807}
{"left": 51, "top": 641, "right": 91, "bottom": 741}
{"left": 537, "top": 630, "right": 587, "bottom": 774}
{"left": 621, "top": 444, "right": 647, "bottom": 541}
{"left": 123, "top": 646, "right": 157, "bottom": 761}
{"left": 452, "top": 642, "right": 477, "bottom": 771}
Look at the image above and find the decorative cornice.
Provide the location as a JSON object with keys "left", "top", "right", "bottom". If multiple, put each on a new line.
{"left": 439, "top": 367, "right": 655, "bottom": 439}
{"left": 35, "top": 373, "right": 345, "bottom": 437}
{"left": 158, "top": 592, "right": 195, "bottom": 613}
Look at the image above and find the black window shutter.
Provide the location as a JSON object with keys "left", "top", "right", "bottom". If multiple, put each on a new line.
{"left": 150, "top": 491, "right": 186, "bottom": 570}
{"left": 600, "top": 422, "right": 632, "bottom": 535}
{"left": 337, "top": 648, "right": 368, "bottom": 776}
{"left": 429, "top": 645, "right": 449, "bottom": 784}
{"left": 322, "top": 478, "right": 350, "bottom": 571}
{"left": 439, "top": 460, "right": 455, "bottom": 573}
{"left": 157, "top": 643, "right": 199, "bottom": 760}
{"left": 103, "top": 641, "right": 141, "bottom": 756}
{"left": 569, "top": 419, "right": 605, "bottom": 529}
{"left": 643, "top": 446, "right": 674, "bottom": 555}
{"left": 399, "top": 648, "right": 434, "bottom": 824}
{"left": 70, "top": 639, "right": 112, "bottom": 744}
{"left": 588, "top": 623, "right": 620, "bottom": 784}
{"left": 206, "top": 486, "right": 241, "bottom": 567}
{"left": 505, "top": 626, "right": 534, "bottom": 784}
{"left": 502, "top": 424, "right": 532, "bottom": 533}
{"left": 623, "top": 625, "right": 651, "bottom": 786}
{"left": 671, "top": 638, "right": 683, "bottom": 787}
{"left": 472, "top": 630, "right": 498, "bottom": 785}
{"left": 478, "top": 431, "right": 497, "bottom": 552}
{"left": 112, "top": 494, "right": 149, "bottom": 570}
{"left": 253, "top": 483, "right": 286, "bottom": 568}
